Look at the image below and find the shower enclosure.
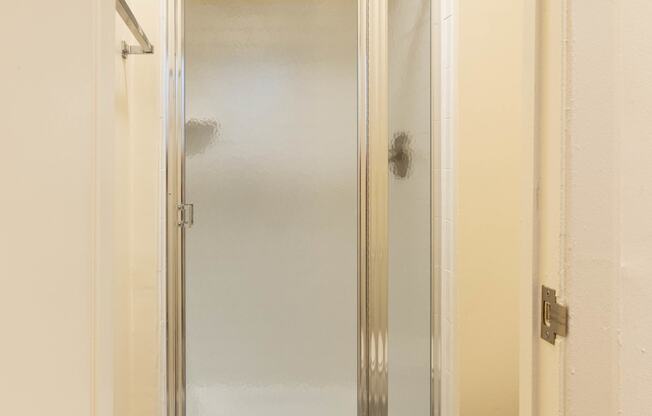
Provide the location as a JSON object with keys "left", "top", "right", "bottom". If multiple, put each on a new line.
{"left": 166, "top": 0, "right": 440, "bottom": 415}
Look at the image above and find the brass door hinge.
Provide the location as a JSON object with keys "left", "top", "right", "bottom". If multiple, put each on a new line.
{"left": 541, "top": 285, "right": 568, "bottom": 345}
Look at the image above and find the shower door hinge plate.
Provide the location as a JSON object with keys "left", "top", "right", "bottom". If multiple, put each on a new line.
{"left": 178, "top": 203, "right": 194, "bottom": 228}
{"left": 541, "top": 285, "right": 568, "bottom": 345}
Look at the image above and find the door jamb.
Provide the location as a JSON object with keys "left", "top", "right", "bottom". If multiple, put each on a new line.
{"left": 520, "top": 0, "right": 539, "bottom": 415}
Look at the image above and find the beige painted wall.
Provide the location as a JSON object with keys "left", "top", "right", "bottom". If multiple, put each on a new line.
{"left": 0, "top": 1, "right": 115, "bottom": 416}
{"left": 0, "top": 0, "right": 164, "bottom": 415}
{"left": 564, "top": 1, "right": 619, "bottom": 413}
{"left": 114, "top": 0, "right": 164, "bottom": 415}
{"left": 454, "top": 0, "right": 527, "bottom": 414}
{"left": 566, "top": 0, "right": 652, "bottom": 414}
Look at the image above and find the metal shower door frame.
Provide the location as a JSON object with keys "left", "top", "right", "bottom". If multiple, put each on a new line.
{"left": 164, "top": 1, "right": 440, "bottom": 415}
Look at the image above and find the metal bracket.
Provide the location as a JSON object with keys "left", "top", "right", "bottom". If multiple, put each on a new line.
{"left": 541, "top": 285, "right": 568, "bottom": 345}
{"left": 117, "top": 0, "right": 155, "bottom": 59}
{"left": 121, "top": 41, "right": 154, "bottom": 59}
{"left": 178, "top": 204, "right": 194, "bottom": 228}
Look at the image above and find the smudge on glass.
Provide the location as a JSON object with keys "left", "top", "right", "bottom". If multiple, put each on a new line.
{"left": 389, "top": 131, "right": 412, "bottom": 179}
{"left": 186, "top": 118, "right": 220, "bottom": 157}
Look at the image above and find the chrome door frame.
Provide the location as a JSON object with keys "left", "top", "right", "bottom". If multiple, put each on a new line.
{"left": 431, "top": 2, "right": 442, "bottom": 416}
{"left": 360, "top": 0, "right": 389, "bottom": 414}
{"left": 165, "top": 0, "right": 185, "bottom": 415}
{"left": 164, "top": 1, "right": 441, "bottom": 415}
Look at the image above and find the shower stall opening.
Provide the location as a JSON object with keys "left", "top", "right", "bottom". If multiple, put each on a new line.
{"left": 165, "top": 1, "right": 440, "bottom": 415}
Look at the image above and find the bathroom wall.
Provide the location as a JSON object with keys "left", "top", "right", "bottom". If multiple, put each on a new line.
{"left": 114, "top": 0, "right": 164, "bottom": 415}
{"left": 615, "top": 2, "right": 652, "bottom": 412}
{"left": 0, "top": 1, "right": 115, "bottom": 416}
{"left": 566, "top": 0, "right": 652, "bottom": 414}
{"left": 0, "top": 1, "right": 163, "bottom": 414}
{"left": 454, "top": 0, "right": 527, "bottom": 414}
{"left": 452, "top": 1, "right": 652, "bottom": 414}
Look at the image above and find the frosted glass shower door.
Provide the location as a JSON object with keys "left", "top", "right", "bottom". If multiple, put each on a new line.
{"left": 183, "top": 1, "right": 359, "bottom": 415}
{"left": 387, "top": 0, "right": 435, "bottom": 414}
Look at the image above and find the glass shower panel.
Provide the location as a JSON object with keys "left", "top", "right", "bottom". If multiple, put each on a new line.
{"left": 184, "top": 1, "right": 358, "bottom": 415}
{"left": 388, "top": 0, "right": 433, "bottom": 414}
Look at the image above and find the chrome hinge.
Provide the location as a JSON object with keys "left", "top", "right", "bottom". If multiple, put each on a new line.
{"left": 541, "top": 285, "right": 568, "bottom": 345}
{"left": 178, "top": 203, "right": 194, "bottom": 228}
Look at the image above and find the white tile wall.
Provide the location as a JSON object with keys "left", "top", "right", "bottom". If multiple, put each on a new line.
{"left": 439, "top": 0, "right": 455, "bottom": 414}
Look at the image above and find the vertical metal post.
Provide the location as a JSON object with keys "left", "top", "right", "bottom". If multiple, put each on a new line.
{"left": 361, "top": 1, "right": 389, "bottom": 415}
{"left": 430, "top": 0, "right": 442, "bottom": 415}
{"left": 357, "top": 0, "right": 370, "bottom": 413}
{"left": 165, "top": 0, "right": 185, "bottom": 415}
